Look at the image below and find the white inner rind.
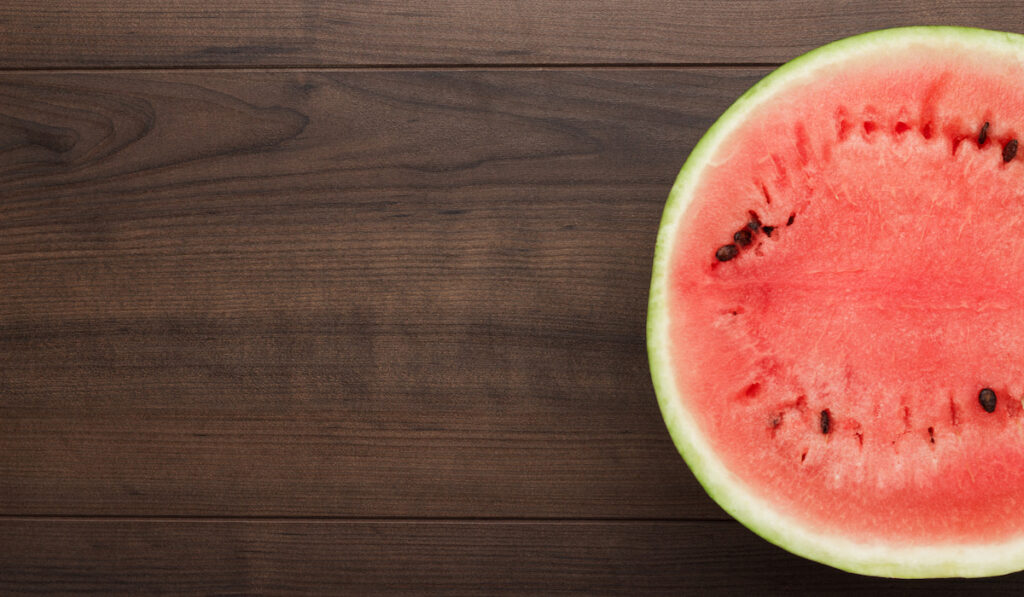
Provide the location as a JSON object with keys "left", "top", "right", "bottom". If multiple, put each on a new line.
{"left": 647, "top": 26, "right": 1024, "bottom": 578}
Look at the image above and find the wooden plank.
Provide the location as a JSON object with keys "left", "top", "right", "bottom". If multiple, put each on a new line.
{"left": 2, "top": 519, "right": 1023, "bottom": 594}
{"left": 0, "top": 2, "right": 1021, "bottom": 68}
{"left": 0, "top": 68, "right": 764, "bottom": 517}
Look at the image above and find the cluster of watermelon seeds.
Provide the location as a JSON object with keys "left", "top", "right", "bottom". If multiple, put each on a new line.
{"left": 847, "top": 114, "right": 1019, "bottom": 161}
{"left": 975, "top": 120, "right": 1018, "bottom": 162}
{"left": 804, "top": 387, "right": 998, "bottom": 450}
{"left": 714, "top": 210, "right": 795, "bottom": 262}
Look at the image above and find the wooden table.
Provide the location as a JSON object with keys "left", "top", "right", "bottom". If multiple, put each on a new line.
{"left": 3, "top": 3, "right": 1024, "bottom": 594}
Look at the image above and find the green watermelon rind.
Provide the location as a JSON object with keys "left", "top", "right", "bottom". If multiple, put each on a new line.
{"left": 647, "top": 26, "right": 1024, "bottom": 578}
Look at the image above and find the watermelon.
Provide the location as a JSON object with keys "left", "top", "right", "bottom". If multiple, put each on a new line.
{"left": 647, "top": 27, "right": 1024, "bottom": 578}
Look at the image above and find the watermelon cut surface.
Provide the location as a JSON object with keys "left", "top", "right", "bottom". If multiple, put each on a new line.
{"left": 647, "top": 27, "right": 1024, "bottom": 578}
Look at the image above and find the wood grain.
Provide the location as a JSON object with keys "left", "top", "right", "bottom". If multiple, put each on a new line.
{"left": 4, "top": 519, "right": 1023, "bottom": 595}
{"left": 0, "top": 1, "right": 1022, "bottom": 68}
{"left": 0, "top": 69, "right": 764, "bottom": 518}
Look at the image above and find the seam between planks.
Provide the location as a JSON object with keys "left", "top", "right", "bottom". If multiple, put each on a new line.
{"left": 0, "top": 515, "right": 735, "bottom": 523}
{"left": 0, "top": 63, "right": 782, "bottom": 74}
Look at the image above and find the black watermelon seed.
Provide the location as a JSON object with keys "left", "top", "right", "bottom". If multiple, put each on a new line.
{"left": 979, "top": 388, "right": 997, "bottom": 413}
{"left": 979, "top": 121, "right": 989, "bottom": 146}
{"left": 733, "top": 228, "right": 753, "bottom": 246}
{"left": 715, "top": 244, "right": 739, "bottom": 262}
{"left": 820, "top": 410, "right": 831, "bottom": 434}
{"left": 762, "top": 225, "right": 775, "bottom": 237}
{"left": 1005, "top": 140, "right": 1019, "bottom": 162}
{"left": 786, "top": 213, "right": 795, "bottom": 226}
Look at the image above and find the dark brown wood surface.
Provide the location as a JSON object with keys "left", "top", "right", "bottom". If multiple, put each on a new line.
{"left": 4, "top": 519, "right": 1023, "bottom": 595}
{"left": 2, "top": 1, "right": 1024, "bottom": 68}
{"left": 3, "top": 3, "right": 1024, "bottom": 595}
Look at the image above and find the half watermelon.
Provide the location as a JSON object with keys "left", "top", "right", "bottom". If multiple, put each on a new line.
{"left": 648, "top": 27, "right": 1024, "bottom": 578}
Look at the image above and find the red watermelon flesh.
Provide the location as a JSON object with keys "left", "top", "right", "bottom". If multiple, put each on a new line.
{"left": 648, "top": 27, "right": 1024, "bottom": 577}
